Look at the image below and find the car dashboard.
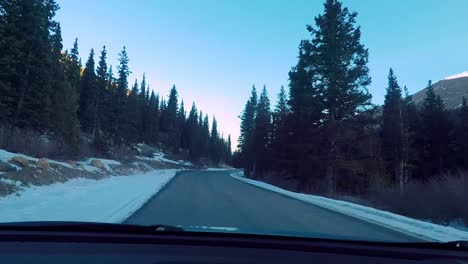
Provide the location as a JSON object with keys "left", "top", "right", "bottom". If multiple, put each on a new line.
{"left": 0, "top": 229, "right": 467, "bottom": 263}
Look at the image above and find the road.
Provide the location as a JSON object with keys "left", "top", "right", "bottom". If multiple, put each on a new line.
{"left": 125, "top": 170, "right": 421, "bottom": 242}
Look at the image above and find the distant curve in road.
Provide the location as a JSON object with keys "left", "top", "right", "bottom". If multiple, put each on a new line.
{"left": 125, "top": 170, "right": 421, "bottom": 242}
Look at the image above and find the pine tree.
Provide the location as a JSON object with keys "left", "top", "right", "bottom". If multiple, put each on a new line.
{"left": 50, "top": 22, "right": 80, "bottom": 155}
{"left": 381, "top": 68, "right": 404, "bottom": 191}
{"left": 210, "top": 117, "right": 221, "bottom": 164}
{"left": 238, "top": 86, "right": 257, "bottom": 176}
{"left": 178, "top": 100, "right": 189, "bottom": 149}
{"left": 2, "top": 0, "right": 59, "bottom": 130}
{"left": 67, "top": 38, "right": 81, "bottom": 93}
{"left": 161, "top": 85, "right": 180, "bottom": 151}
{"left": 79, "top": 49, "right": 97, "bottom": 133}
{"left": 187, "top": 102, "right": 201, "bottom": 160}
{"left": 147, "top": 91, "right": 160, "bottom": 144}
{"left": 103, "top": 66, "right": 118, "bottom": 138}
{"left": 94, "top": 46, "right": 109, "bottom": 150}
{"left": 285, "top": 40, "right": 324, "bottom": 182}
{"left": 455, "top": 96, "right": 468, "bottom": 169}
{"left": 138, "top": 74, "right": 147, "bottom": 141}
{"left": 418, "top": 80, "right": 452, "bottom": 178}
{"left": 253, "top": 86, "right": 271, "bottom": 177}
{"left": 309, "top": 0, "right": 371, "bottom": 193}
{"left": 400, "top": 85, "right": 419, "bottom": 183}
{"left": 178, "top": 100, "right": 186, "bottom": 126}
{"left": 226, "top": 135, "right": 232, "bottom": 163}
{"left": 202, "top": 114, "right": 210, "bottom": 157}
{"left": 126, "top": 79, "right": 139, "bottom": 142}
{"left": 115, "top": 46, "right": 130, "bottom": 143}
{"left": 0, "top": 2, "right": 19, "bottom": 124}
{"left": 270, "top": 86, "right": 290, "bottom": 167}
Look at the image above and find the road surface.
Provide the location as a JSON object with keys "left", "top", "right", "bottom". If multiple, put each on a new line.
{"left": 126, "top": 170, "right": 421, "bottom": 242}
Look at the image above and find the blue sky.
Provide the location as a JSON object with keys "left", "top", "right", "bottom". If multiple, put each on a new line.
{"left": 56, "top": 0, "right": 468, "bottom": 147}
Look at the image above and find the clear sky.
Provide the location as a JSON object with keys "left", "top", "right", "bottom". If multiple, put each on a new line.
{"left": 55, "top": 0, "right": 468, "bottom": 148}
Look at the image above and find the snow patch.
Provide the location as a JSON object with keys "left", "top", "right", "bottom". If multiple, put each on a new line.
{"left": 0, "top": 149, "right": 37, "bottom": 163}
{"left": 231, "top": 172, "right": 468, "bottom": 242}
{"left": 444, "top": 71, "right": 468, "bottom": 80}
{"left": 137, "top": 151, "right": 193, "bottom": 166}
{"left": 0, "top": 178, "right": 22, "bottom": 187}
{"left": 0, "top": 170, "right": 179, "bottom": 223}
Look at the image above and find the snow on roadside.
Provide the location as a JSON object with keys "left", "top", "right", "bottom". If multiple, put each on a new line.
{"left": 82, "top": 158, "right": 121, "bottom": 171}
{"left": 0, "top": 149, "right": 75, "bottom": 169}
{"left": 231, "top": 171, "right": 468, "bottom": 242}
{"left": 0, "top": 170, "right": 179, "bottom": 223}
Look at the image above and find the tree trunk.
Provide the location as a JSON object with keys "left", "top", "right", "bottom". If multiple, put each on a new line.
{"left": 399, "top": 160, "right": 404, "bottom": 195}
{"left": 326, "top": 135, "right": 336, "bottom": 195}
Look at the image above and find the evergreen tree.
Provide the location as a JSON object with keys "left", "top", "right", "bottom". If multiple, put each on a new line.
{"left": 94, "top": 46, "right": 109, "bottom": 150}
{"left": 270, "top": 86, "right": 290, "bottom": 168}
{"left": 309, "top": 0, "right": 371, "bottom": 193}
{"left": 126, "top": 79, "right": 139, "bottom": 142}
{"left": 0, "top": 2, "right": 19, "bottom": 124}
{"left": 381, "top": 68, "right": 404, "bottom": 191}
{"left": 103, "top": 65, "right": 118, "bottom": 138}
{"left": 238, "top": 86, "right": 257, "bottom": 176}
{"left": 178, "top": 100, "right": 186, "bottom": 125}
{"left": 226, "top": 135, "right": 232, "bottom": 162}
{"left": 161, "top": 85, "right": 180, "bottom": 151}
{"left": 187, "top": 103, "right": 202, "bottom": 160}
{"left": 138, "top": 74, "right": 147, "bottom": 141}
{"left": 285, "top": 40, "right": 323, "bottom": 182}
{"left": 202, "top": 114, "right": 210, "bottom": 157}
{"left": 115, "top": 46, "right": 130, "bottom": 143}
{"left": 253, "top": 86, "right": 271, "bottom": 177}
{"left": 50, "top": 23, "right": 80, "bottom": 155}
{"left": 66, "top": 38, "right": 81, "bottom": 93}
{"left": 398, "top": 85, "right": 419, "bottom": 183}
{"left": 1, "top": 0, "right": 59, "bottom": 130}
{"left": 147, "top": 91, "right": 160, "bottom": 144}
{"left": 79, "top": 49, "right": 97, "bottom": 133}
{"left": 210, "top": 117, "right": 221, "bottom": 164}
{"left": 455, "top": 96, "right": 468, "bottom": 169}
{"left": 178, "top": 100, "right": 188, "bottom": 149}
{"left": 418, "top": 80, "right": 452, "bottom": 178}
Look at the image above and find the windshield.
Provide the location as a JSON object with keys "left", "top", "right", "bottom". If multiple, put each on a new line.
{"left": 0, "top": 0, "right": 467, "bottom": 243}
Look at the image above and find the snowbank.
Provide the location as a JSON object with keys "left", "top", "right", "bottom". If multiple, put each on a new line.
{"left": 0, "top": 149, "right": 70, "bottom": 169}
{"left": 231, "top": 172, "right": 468, "bottom": 242}
{"left": 81, "top": 158, "right": 122, "bottom": 171}
{"left": 0, "top": 170, "right": 179, "bottom": 223}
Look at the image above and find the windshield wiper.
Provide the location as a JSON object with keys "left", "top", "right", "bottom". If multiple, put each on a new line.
{"left": 0, "top": 221, "right": 185, "bottom": 234}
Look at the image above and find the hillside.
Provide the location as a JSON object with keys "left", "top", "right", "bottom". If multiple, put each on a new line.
{"left": 0, "top": 144, "right": 196, "bottom": 197}
{"left": 412, "top": 75, "right": 468, "bottom": 109}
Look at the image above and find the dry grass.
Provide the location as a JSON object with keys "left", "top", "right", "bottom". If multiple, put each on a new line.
{"left": 368, "top": 174, "right": 468, "bottom": 225}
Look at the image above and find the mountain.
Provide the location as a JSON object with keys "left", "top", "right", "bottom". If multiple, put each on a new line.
{"left": 412, "top": 74, "right": 468, "bottom": 109}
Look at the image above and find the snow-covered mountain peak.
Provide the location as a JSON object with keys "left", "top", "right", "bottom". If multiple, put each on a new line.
{"left": 444, "top": 71, "right": 468, "bottom": 80}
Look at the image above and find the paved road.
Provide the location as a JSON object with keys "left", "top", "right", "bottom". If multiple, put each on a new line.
{"left": 126, "top": 170, "right": 421, "bottom": 242}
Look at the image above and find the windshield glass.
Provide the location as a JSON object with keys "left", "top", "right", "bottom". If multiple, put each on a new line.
{"left": 0, "top": 0, "right": 467, "bottom": 243}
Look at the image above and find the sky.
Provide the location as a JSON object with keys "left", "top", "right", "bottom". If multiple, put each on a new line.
{"left": 55, "top": 0, "right": 468, "bottom": 148}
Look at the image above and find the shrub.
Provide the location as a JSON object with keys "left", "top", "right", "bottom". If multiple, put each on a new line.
{"left": 368, "top": 173, "right": 468, "bottom": 225}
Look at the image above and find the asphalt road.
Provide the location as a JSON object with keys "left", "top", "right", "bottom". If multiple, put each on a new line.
{"left": 125, "top": 170, "right": 422, "bottom": 242}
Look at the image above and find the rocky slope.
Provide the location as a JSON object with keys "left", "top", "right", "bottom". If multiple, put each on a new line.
{"left": 412, "top": 75, "right": 468, "bottom": 109}
{"left": 0, "top": 144, "right": 196, "bottom": 197}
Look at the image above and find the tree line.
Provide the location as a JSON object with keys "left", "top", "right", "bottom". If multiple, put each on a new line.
{"left": 0, "top": 0, "right": 231, "bottom": 164}
{"left": 235, "top": 0, "right": 468, "bottom": 195}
